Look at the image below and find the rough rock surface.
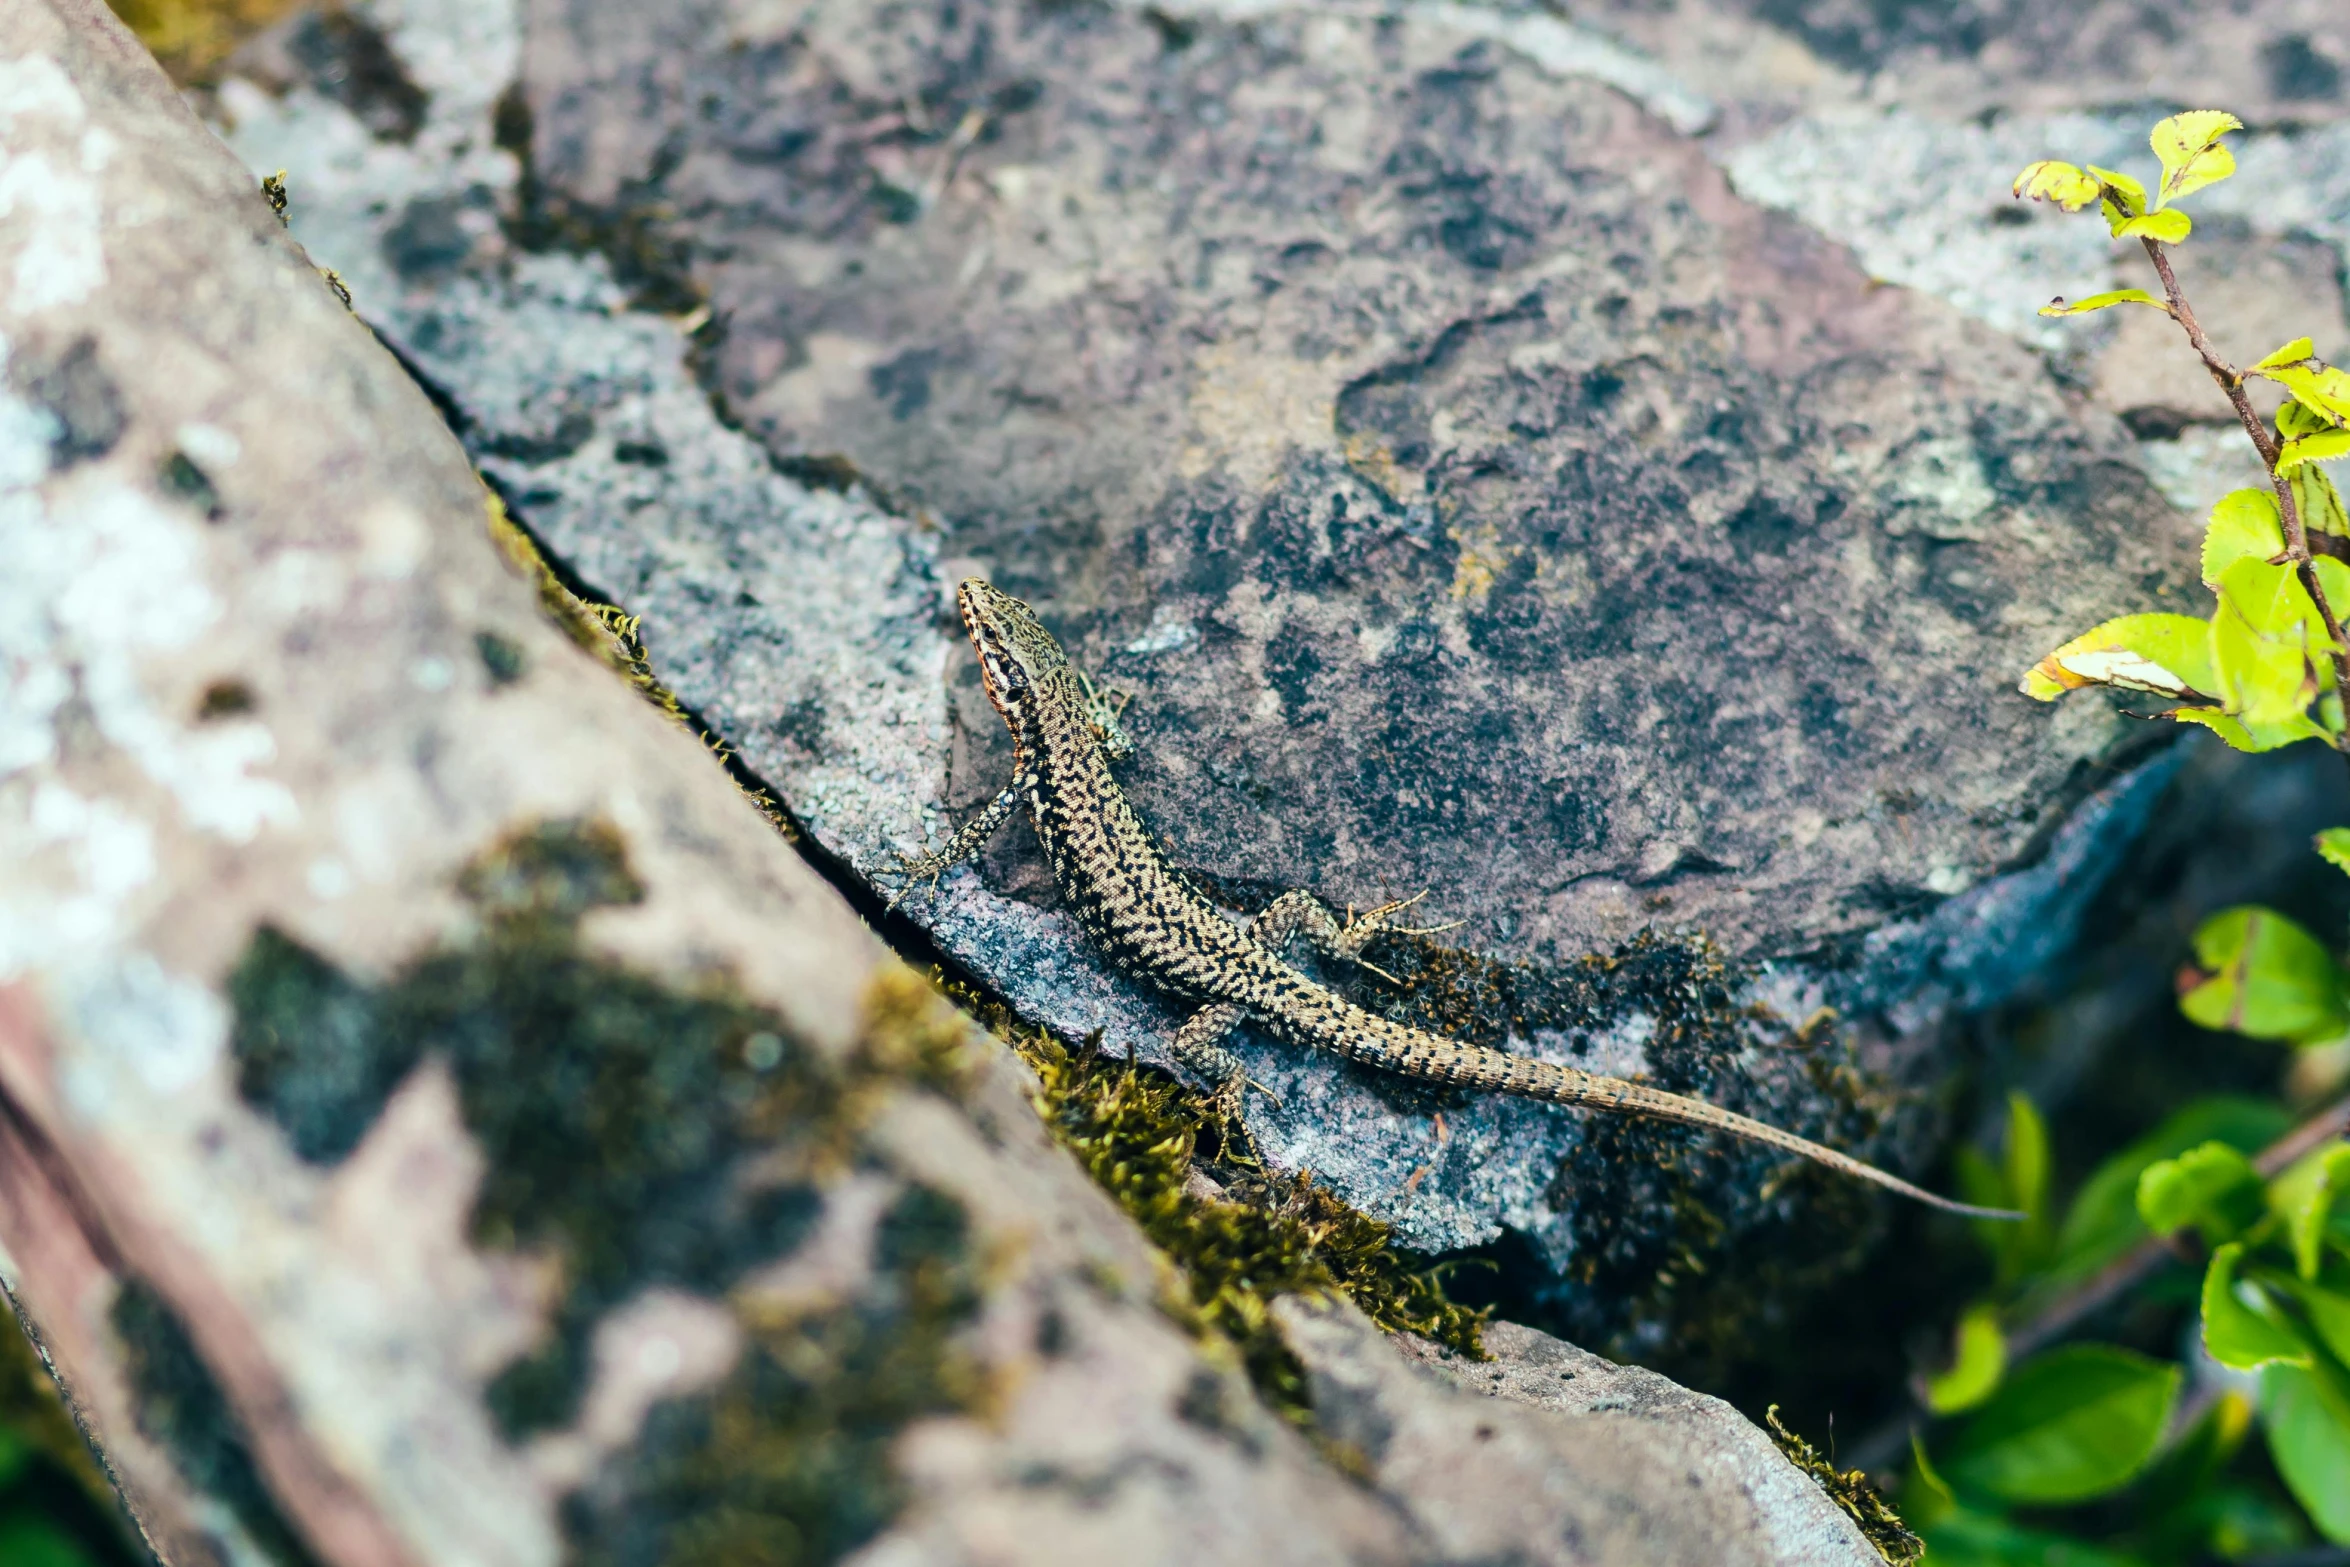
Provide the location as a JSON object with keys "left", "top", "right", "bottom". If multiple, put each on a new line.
{"left": 1278, "top": 1294, "right": 1883, "bottom": 1566}
{"left": 178, "top": 0, "right": 2350, "bottom": 1345}
{"left": 0, "top": 3, "right": 1905, "bottom": 1563}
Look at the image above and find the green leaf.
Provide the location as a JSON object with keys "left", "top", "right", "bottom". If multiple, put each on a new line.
{"left": 2165, "top": 706, "right": 2261, "bottom": 750}
{"left": 2319, "top": 827, "right": 2350, "bottom": 879}
{"left": 1939, "top": 1344, "right": 2181, "bottom": 1505}
{"left": 2280, "top": 430, "right": 2350, "bottom": 472}
{"left": 2203, "top": 1243, "right": 2312, "bottom": 1369}
{"left": 2210, "top": 557, "right": 2331, "bottom": 735}
{"left": 2036, "top": 289, "right": 2169, "bottom": 318}
{"left": 2283, "top": 397, "right": 2336, "bottom": 439}
{"left": 2273, "top": 1270, "right": 2350, "bottom": 1366}
{"left": 2261, "top": 364, "right": 2350, "bottom": 426}
{"left": 2052, "top": 1096, "right": 2292, "bottom": 1272}
{"left": 2179, "top": 906, "right": 2350, "bottom": 1043}
{"left": 2295, "top": 466, "right": 2349, "bottom": 538}
{"left": 2113, "top": 209, "right": 2192, "bottom": 244}
{"left": 2012, "top": 160, "right": 2103, "bottom": 211}
{"left": 2139, "top": 1141, "right": 2265, "bottom": 1240}
{"left": 1927, "top": 1302, "right": 2008, "bottom": 1414}
{"left": 1914, "top": 1507, "right": 2154, "bottom": 1567}
{"left": 2203, "top": 488, "right": 2286, "bottom": 587}
{"left": 2004, "top": 1090, "right": 2053, "bottom": 1265}
{"left": 2132, "top": 1387, "right": 2256, "bottom": 1509}
{"left": 2282, "top": 1144, "right": 2350, "bottom": 1280}
{"left": 2261, "top": 337, "right": 2318, "bottom": 372}
{"left": 2020, "top": 612, "right": 2219, "bottom": 701}
{"left": 2149, "top": 110, "right": 2243, "bottom": 205}
{"left": 2260, "top": 1360, "right": 2350, "bottom": 1544}
{"left": 2088, "top": 164, "right": 2149, "bottom": 219}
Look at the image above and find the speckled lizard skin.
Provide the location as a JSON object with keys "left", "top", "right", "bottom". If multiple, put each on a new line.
{"left": 892, "top": 579, "right": 2013, "bottom": 1220}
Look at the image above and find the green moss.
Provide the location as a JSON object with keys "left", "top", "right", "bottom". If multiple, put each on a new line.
{"left": 226, "top": 820, "right": 984, "bottom": 1564}
{"left": 111, "top": 1282, "right": 322, "bottom": 1567}
{"left": 102, "top": 0, "right": 304, "bottom": 85}
{"left": 1765, "top": 1405, "right": 1922, "bottom": 1566}
{"left": 936, "top": 973, "right": 1486, "bottom": 1425}
{"left": 576, "top": 1182, "right": 984, "bottom": 1567}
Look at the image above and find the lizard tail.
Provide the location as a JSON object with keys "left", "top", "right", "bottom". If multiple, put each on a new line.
{"left": 1540, "top": 1069, "right": 2022, "bottom": 1221}
{"left": 1314, "top": 1007, "right": 2021, "bottom": 1221}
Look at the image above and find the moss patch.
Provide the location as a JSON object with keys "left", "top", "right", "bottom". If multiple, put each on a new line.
{"left": 112, "top": 1281, "right": 322, "bottom": 1567}
{"left": 103, "top": 0, "right": 303, "bottom": 85}
{"left": 571, "top": 1180, "right": 984, "bottom": 1567}
{"left": 1765, "top": 1404, "right": 1922, "bottom": 1566}
{"left": 226, "top": 818, "right": 982, "bottom": 1565}
{"left": 937, "top": 973, "right": 1485, "bottom": 1424}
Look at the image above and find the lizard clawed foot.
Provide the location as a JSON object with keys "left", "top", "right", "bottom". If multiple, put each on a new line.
{"left": 1078, "top": 671, "right": 1138, "bottom": 761}
{"left": 881, "top": 849, "right": 952, "bottom": 912}
{"left": 1332, "top": 891, "right": 1463, "bottom": 981}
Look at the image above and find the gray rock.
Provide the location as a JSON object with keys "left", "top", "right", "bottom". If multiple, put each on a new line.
{"left": 0, "top": 5, "right": 1592, "bottom": 1563}
{"left": 1277, "top": 1293, "right": 1885, "bottom": 1567}
{"left": 194, "top": 0, "right": 2280, "bottom": 1337}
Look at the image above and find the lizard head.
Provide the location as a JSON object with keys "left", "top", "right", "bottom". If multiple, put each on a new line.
{"left": 957, "top": 578, "right": 1069, "bottom": 730}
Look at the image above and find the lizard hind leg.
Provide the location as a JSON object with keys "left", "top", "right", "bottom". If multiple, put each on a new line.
{"left": 1249, "top": 888, "right": 1458, "bottom": 985}
{"left": 1171, "top": 1002, "right": 1281, "bottom": 1146}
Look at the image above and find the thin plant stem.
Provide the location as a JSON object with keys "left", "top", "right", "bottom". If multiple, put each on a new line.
{"left": 2142, "top": 238, "right": 2350, "bottom": 750}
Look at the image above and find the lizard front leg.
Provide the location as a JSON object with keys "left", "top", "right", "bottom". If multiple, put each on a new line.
{"left": 885, "top": 782, "right": 1023, "bottom": 910}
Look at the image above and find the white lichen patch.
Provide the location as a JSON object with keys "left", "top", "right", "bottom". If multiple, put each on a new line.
{"left": 0, "top": 54, "right": 106, "bottom": 316}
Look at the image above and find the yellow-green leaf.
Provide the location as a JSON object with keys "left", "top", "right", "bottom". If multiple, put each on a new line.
{"left": 2297, "top": 467, "right": 2349, "bottom": 537}
{"left": 2088, "top": 164, "right": 2148, "bottom": 217}
{"left": 2012, "top": 160, "right": 2101, "bottom": 211}
{"left": 2019, "top": 612, "right": 2219, "bottom": 700}
{"left": 1926, "top": 1303, "right": 2008, "bottom": 1414}
{"left": 2284, "top": 398, "right": 2335, "bottom": 441}
{"left": 2202, "top": 1242, "right": 2311, "bottom": 1369}
{"left": 2281, "top": 430, "right": 2350, "bottom": 472}
{"left": 2166, "top": 706, "right": 2259, "bottom": 749}
{"left": 2211, "top": 558, "right": 2331, "bottom": 739}
{"left": 2260, "top": 337, "right": 2318, "bottom": 372}
{"left": 2259, "top": 1362, "right": 2350, "bottom": 1545}
{"left": 2204, "top": 488, "right": 2286, "bottom": 585}
{"left": 2141, "top": 1142, "right": 2265, "bottom": 1240}
{"left": 2319, "top": 826, "right": 2350, "bottom": 878}
{"left": 2218, "top": 553, "right": 2334, "bottom": 645}
{"left": 2278, "top": 1144, "right": 2350, "bottom": 1280}
{"left": 2113, "top": 209, "right": 2192, "bottom": 244}
{"left": 2263, "top": 364, "right": 2350, "bottom": 426}
{"left": 2036, "top": 289, "right": 2168, "bottom": 318}
{"left": 2181, "top": 905, "right": 2350, "bottom": 1043}
{"left": 2150, "top": 110, "right": 2244, "bottom": 205}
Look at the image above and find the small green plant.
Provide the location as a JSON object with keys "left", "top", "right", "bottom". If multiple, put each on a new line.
{"left": 1894, "top": 109, "right": 2350, "bottom": 1565}
{"left": 1901, "top": 1087, "right": 2339, "bottom": 1563}
{"left": 2017, "top": 112, "right": 2350, "bottom": 756}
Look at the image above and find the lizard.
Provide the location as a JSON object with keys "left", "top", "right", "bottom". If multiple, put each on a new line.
{"left": 891, "top": 578, "right": 2020, "bottom": 1221}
